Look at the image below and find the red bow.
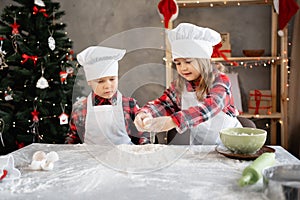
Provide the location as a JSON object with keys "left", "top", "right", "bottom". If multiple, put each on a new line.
{"left": 31, "top": 109, "right": 40, "bottom": 122}
{"left": 212, "top": 42, "right": 238, "bottom": 66}
{"left": 158, "top": 0, "right": 178, "bottom": 28}
{"left": 0, "top": 37, "right": 6, "bottom": 41}
{"left": 21, "top": 54, "right": 38, "bottom": 66}
{"left": 33, "top": 6, "right": 49, "bottom": 18}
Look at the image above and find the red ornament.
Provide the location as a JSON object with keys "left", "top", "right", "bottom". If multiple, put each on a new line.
{"left": 31, "top": 109, "right": 40, "bottom": 122}
{"left": 21, "top": 54, "right": 38, "bottom": 66}
{"left": 10, "top": 21, "right": 20, "bottom": 35}
{"left": 33, "top": 6, "right": 49, "bottom": 17}
{"left": 66, "top": 49, "right": 75, "bottom": 61}
{"left": 157, "top": 0, "right": 179, "bottom": 28}
{"left": 59, "top": 71, "right": 68, "bottom": 84}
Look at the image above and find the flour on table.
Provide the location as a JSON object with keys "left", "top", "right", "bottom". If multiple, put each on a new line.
{"left": 117, "top": 144, "right": 166, "bottom": 154}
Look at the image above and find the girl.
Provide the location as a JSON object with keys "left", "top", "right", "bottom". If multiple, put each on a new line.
{"left": 134, "top": 23, "right": 241, "bottom": 145}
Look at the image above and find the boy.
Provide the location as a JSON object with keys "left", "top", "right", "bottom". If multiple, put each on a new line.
{"left": 66, "top": 46, "right": 148, "bottom": 145}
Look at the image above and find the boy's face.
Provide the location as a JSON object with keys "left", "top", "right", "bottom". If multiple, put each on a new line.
{"left": 88, "top": 76, "right": 118, "bottom": 99}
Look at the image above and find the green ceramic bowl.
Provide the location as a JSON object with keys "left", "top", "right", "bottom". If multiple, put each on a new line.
{"left": 219, "top": 127, "right": 267, "bottom": 154}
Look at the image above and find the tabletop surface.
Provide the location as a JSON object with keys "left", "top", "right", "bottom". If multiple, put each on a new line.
{"left": 0, "top": 143, "right": 299, "bottom": 200}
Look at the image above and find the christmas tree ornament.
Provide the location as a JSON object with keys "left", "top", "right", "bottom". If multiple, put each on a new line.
{"left": 31, "top": 107, "right": 40, "bottom": 123}
{"left": 0, "top": 118, "right": 5, "bottom": 147}
{"left": 4, "top": 91, "right": 13, "bottom": 101}
{"left": 10, "top": 18, "right": 20, "bottom": 35}
{"left": 30, "top": 103, "right": 41, "bottom": 142}
{"left": 48, "top": 35, "right": 55, "bottom": 50}
{"left": 21, "top": 54, "right": 38, "bottom": 66}
{"left": 66, "top": 49, "right": 74, "bottom": 61}
{"left": 4, "top": 86, "right": 13, "bottom": 101}
{"left": 66, "top": 66, "right": 74, "bottom": 77}
{"left": 33, "top": 6, "right": 49, "bottom": 18}
{"left": 59, "top": 103, "right": 69, "bottom": 125}
{"left": 273, "top": 0, "right": 299, "bottom": 37}
{"left": 34, "top": 0, "right": 45, "bottom": 7}
{"left": 157, "top": 0, "right": 179, "bottom": 28}
{"left": 0, "top": 40, "right": 8, "bottom": 70}
{"left": 59, "top": 71, "right": 68, "bottom": 84}
{"left": 48, "top": 16, "right": 56, "bottom": 51}
{"left": 36, "top": 67, "right": 49, "bottom": 89}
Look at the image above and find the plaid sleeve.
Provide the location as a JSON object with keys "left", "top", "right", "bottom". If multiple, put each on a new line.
{"left": 122, "top": 96, "right": 151, "bottom": 145}
{"left": 65, "top": 97, "right": 87, "bottom": 144}
{"left": 172, "top": 73, "right": 233, "bottom": 133}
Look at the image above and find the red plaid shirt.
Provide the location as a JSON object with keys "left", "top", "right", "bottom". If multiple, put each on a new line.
{"left": 139, "top": 72, "right": 239, "bottom": 133}
{"left": 65, "top": 91, "right": 148, "bottom": 144}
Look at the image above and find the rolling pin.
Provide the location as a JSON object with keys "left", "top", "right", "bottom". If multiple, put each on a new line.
{"left": 238, "top": 152, "right": 276, "bottom": 187}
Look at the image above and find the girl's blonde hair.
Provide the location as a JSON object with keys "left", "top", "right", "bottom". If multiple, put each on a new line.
{"left": 176, "top": 59, "right": 225, "bottom": 101}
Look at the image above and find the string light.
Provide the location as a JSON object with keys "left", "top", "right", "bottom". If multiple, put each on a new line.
{"left": 266, "top": 123, "right": 269, "bottom": 128}
{"left": 214, "top": 59, "right": 275, "bottom": 69}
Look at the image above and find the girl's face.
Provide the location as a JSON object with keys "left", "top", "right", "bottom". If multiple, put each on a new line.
{"left": 174, "top": 58, "right": 201, "bottom": 81}
{"left": 88, "top": 76, "right": 118, "bottom": 99}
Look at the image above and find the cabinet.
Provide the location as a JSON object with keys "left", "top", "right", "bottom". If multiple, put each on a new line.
{"left": 163, "top": 0, "right": 288, "bottom": 148}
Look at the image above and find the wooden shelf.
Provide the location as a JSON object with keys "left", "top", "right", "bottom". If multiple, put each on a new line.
{"left": 212, "top": 56, "right": 280, "bottom": 62}
{"left": 239, "top": 112, "right": 281, "bottom": 119}
{"left": 177, "top": 0, "right": 273, "bottom": 8}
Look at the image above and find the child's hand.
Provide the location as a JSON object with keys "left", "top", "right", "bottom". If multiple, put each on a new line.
{"left": 134, "top": 112, "right": 153, "bottom": 131}
{"left": 144, "top": 116, "right": 177, "bottom": 132}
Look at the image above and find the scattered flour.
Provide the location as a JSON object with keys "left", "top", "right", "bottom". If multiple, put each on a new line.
{"left": 117, "top": 144, "right": 166, "bottom": 154}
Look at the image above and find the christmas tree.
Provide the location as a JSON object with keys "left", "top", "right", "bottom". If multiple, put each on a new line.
{"left": 0, "top": 0, "right": 77, "bottom": 154}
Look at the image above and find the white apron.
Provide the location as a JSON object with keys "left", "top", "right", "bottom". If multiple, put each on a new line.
{"left": 84, "top": 91, "right": 132, "bottom": 145}
{"left": 181, "top": 86, "right": 242, "bottom": 145}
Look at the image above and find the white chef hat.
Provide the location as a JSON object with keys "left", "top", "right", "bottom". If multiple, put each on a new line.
{"left": 77, "top": 46, "right": 126, "bottom": 81}
{"left": 167, "top": 23, "right": 221, "bottom": 59}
